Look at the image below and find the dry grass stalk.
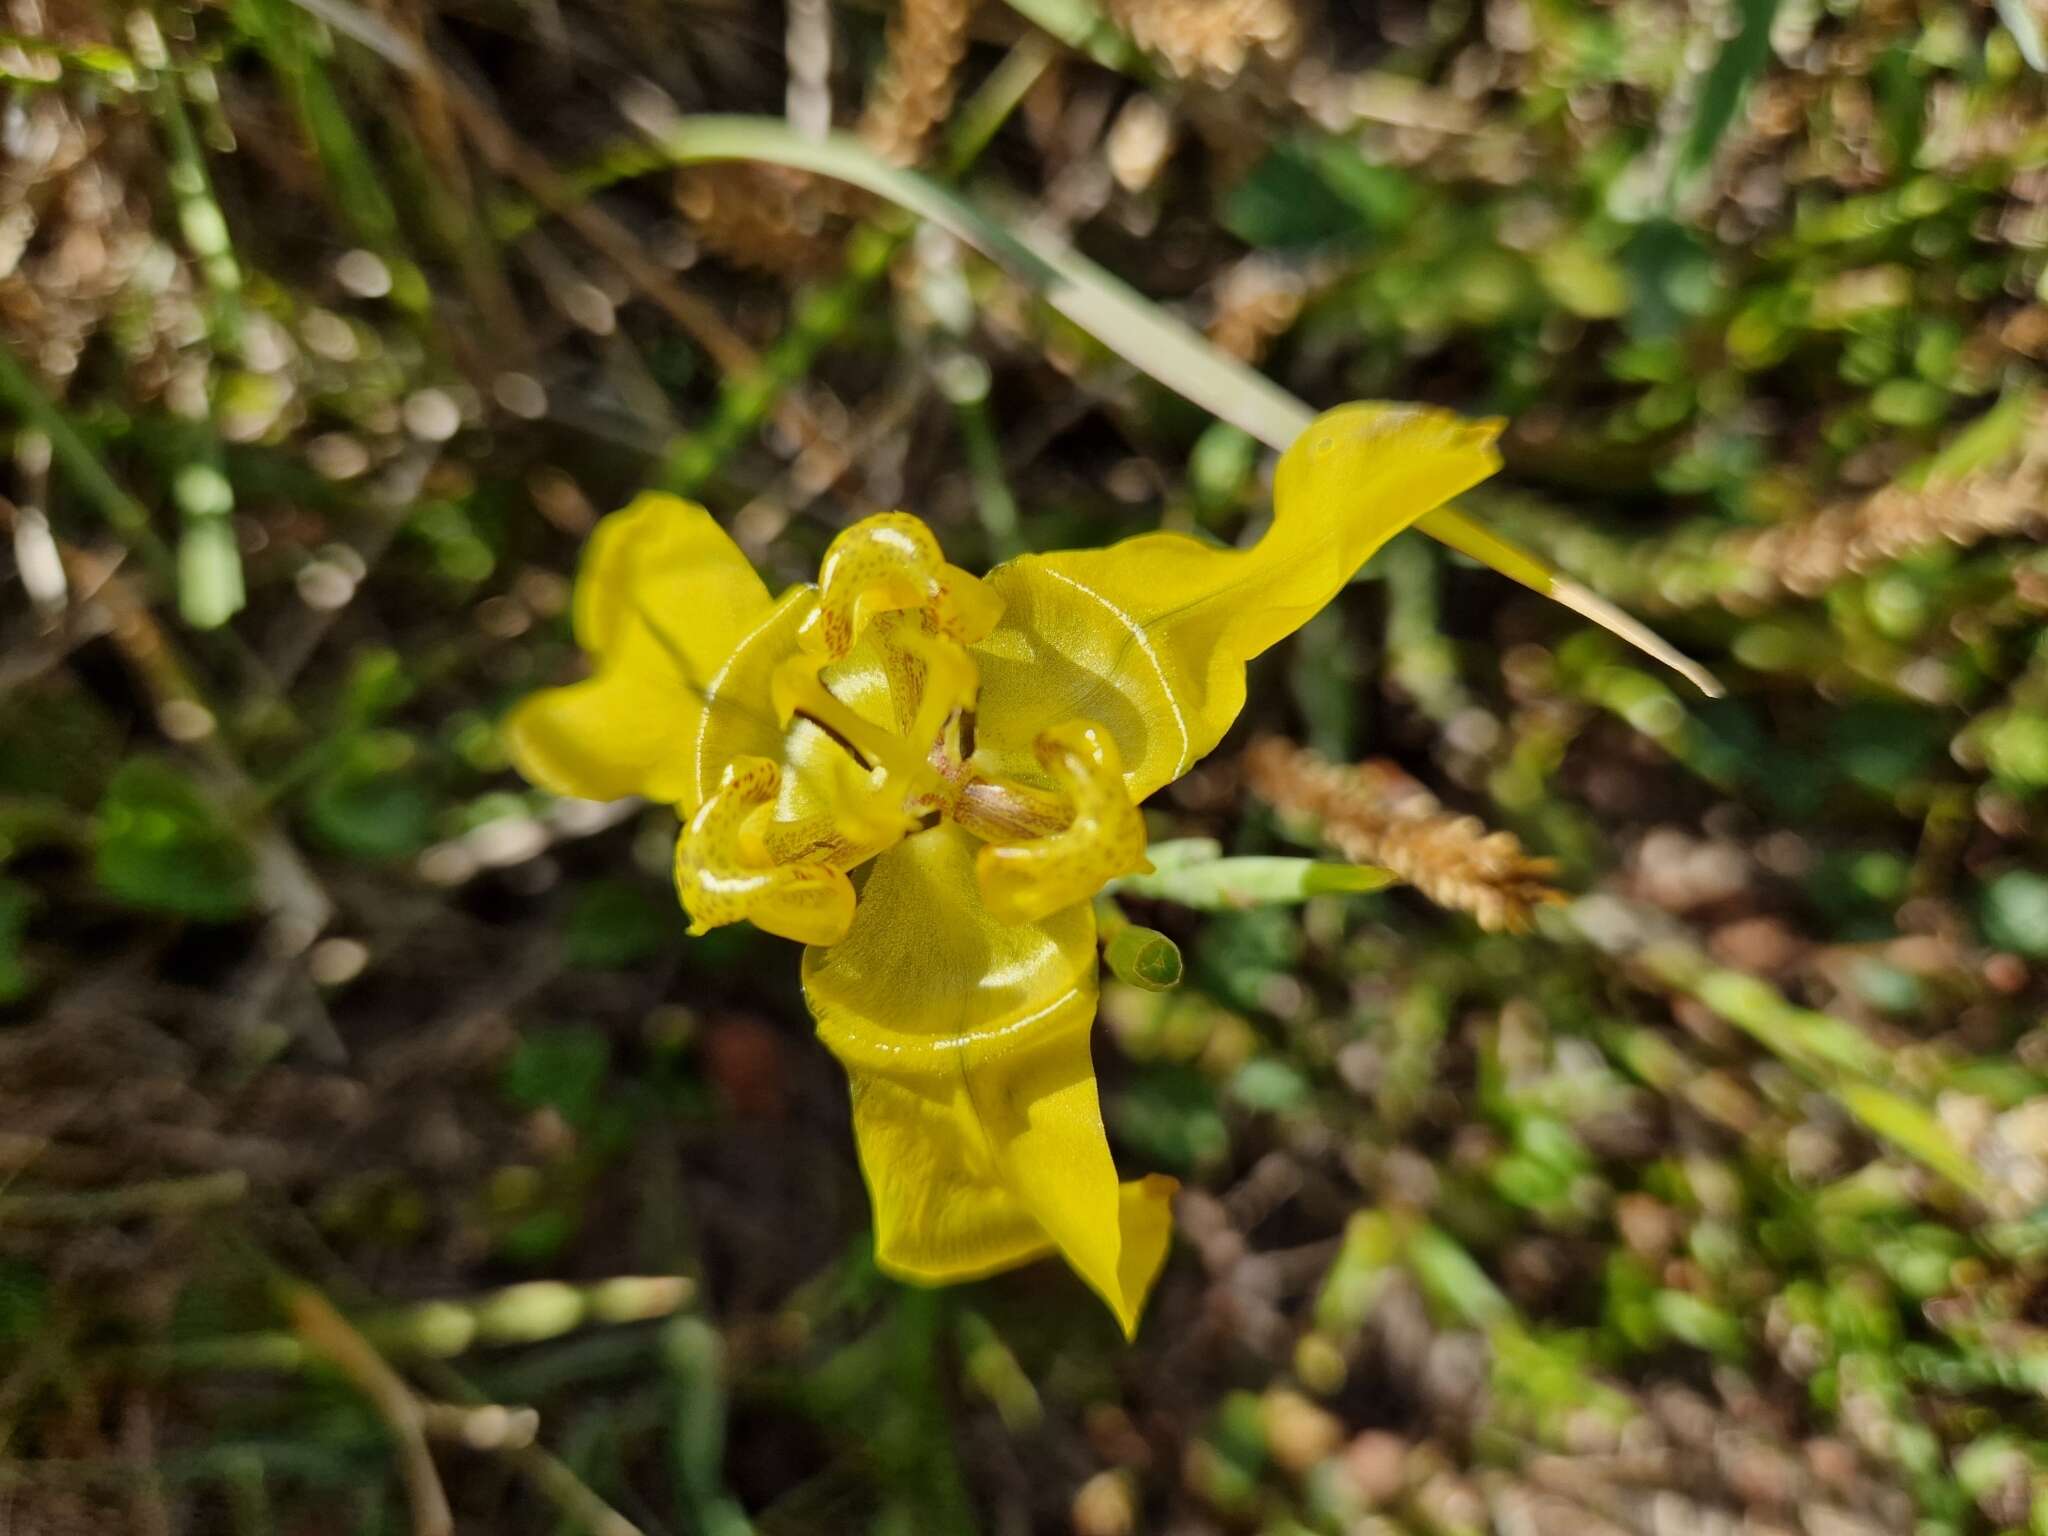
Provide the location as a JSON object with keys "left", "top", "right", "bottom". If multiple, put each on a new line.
{"left": 859, "top": 0, "right": 976, "bottom": 166}
{"left": 1207, "top": 252, "right": 1338, "bottom": 363}
{"left": 674, "top": 162, "right": 848, "bottom": 277}
{"left": 677, "top": 0, "right": 972, "bottom": 270}
{"left": 1106, "top": 0, "right": 1300, "bottom": 83}
{"left": 1735, "top": 426, "right": 2048, "bottom": 598}
{"left": 1243, "top": 739, "right": 1564, "bottom": 933}
{"left": 286, "top": 1282, "right": 453, "bottom": 1536}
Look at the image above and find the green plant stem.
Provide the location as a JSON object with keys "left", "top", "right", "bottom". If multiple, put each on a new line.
{"left": 0, "top": 340, "right": 172, "bottom": 579}
{"left": 950, "top": 379, "right": 1023, "bottom": 557}
{"left": 996, "top": 0, "right": 1142, "bottom": 72}
{"left": 0, "top": 1170, "right": 249, "bottom": 1225}
{"left": 659, "top": 222, "right": 907, "bottom": 493}
{"left": 153, "top": 40, "right": 248, "bottom": 627}
{"left": 1110, "top": 854, "right": 1399, "bottom": 910}
{"left": 1094, "top": 896, "right": 1184, "bottom": 989}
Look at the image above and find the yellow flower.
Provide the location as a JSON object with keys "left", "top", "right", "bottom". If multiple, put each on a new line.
{"left": 505, "top": 402, "right": 1501, "bottom": 1335}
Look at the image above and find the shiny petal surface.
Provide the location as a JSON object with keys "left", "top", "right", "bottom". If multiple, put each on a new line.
{"left": 506, "top": 493, "right": 789, "bottom": 808}
{"left": 803, "top": 825, "right": 1175, "bottom": 1335}
{"left": 675, "top": 758, "right": 857, "bottom": 945}
{"left": 975, "top": 720, "right": 1150, "bottom": 924}
{"left": 569, "top": 492, "right": 772, "bottom": 663}
{"left": 974, "top": 404, "right": 1502, "bottom": 800}
{"left": 504, "top": 660, "right": 701, "bottom": 806}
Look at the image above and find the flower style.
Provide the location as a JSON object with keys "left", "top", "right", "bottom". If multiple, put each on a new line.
{"left": 506, "top": 402, "right": 1501, "bottom": 1335}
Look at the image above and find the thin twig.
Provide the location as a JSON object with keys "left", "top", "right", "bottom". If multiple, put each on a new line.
{"left": 509, "top": 1445, "right": 647, "bottom": 1536}
{"left": 418, "top": 1401, "right": 541, "bottom": 1450}
{"left": 120, "top": 1388, "right": 172, "bottom": 1536}
{"left": 0, "top": 1170, "right": 249, "bottom": 1226}
{"left": 284, "top": 1280, "right": 453, "bottom": 1536}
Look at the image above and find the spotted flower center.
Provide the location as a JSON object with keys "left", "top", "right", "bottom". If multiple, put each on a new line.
{"left": 676, "top": 513, "right": 1150, "bottom": 946}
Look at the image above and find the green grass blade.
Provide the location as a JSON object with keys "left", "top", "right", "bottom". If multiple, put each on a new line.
{"left": 1998, "top": 0, "right": 2048, "bottom": 71}
{"left": 0, "top": 340, "right": 172, "bottom": 579}
{"left": 994, "top": 0, "right": 1142, "bottom": 73}
{"left": 1674, "top": 0, "right": 1782, "bottom": 195}
{"left": 1110, "top": 855, "right": 1399, "bottom": 910}
{"left": 646, "top": 115, "right": 1721, "bottom": 696}
{"left": 152, "top": 52, "right": 248, "bottom": 627}
{"left": 237, "top": 0, "right": 406, "bottom": 255}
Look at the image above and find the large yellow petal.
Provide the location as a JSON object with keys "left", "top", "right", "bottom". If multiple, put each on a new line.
{"left": 802, "top": 825, "right": 1176, "bottom": 1336}
{"left": 973, "top": 403, "right": 1502, "bottom": 800}
{"left": 570, "top": 491, "right": 772, "bottom": 664}
{"left": 504, "top": 659, "right": 695, "bottom": 806}
{"left": 505, "top": 493, "right": 802, "bottom": 808}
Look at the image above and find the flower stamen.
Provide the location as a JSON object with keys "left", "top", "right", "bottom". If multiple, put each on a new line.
{"left": 886, "top": 622, "right": 980, "bottom": 759}
{"left": 685, "top": 518, "right": 1150, "bottom": 946}
{"left": 771, "top": 650, "right": 939, "bottom": 800}
{"left": 799, "top": 512, "right": 1003, "bottom": 661}
{"left": 678, "top": 757, "right": 858, "bottom": 945}
{"left": 970, "top": 720, "right": 1152, "bottom": 923}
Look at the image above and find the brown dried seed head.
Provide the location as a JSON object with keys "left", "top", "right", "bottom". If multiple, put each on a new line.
{"left": 859, "top": 0, "right": 977, "bottom": 167}
{"left": 1724, "top": 401, "right": 2048, "bottom": 602}
{"left": 1243, "top": 739, "right": 1564, "bottom": 934}
{"left": 1106, "top": 0, "right": 1301, "bottom": 83}
{"left": 673, "top": 162, "right": 851, "bottom": 277}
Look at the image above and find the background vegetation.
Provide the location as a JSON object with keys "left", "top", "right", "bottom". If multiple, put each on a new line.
{"left": 7, "top": 0, "right": 2048, "bottom": 1531}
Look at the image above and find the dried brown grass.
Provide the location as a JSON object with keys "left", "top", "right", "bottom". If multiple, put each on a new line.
{"left": 1244, "top": 739, "right": 1564, "bottom": 933}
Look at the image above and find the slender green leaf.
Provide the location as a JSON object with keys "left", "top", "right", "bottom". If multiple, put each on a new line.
{"left": 1112, "top": 854, "right": 1399, "bottom": 910}
{"left": 1997, "top": 0, "right": 2048, "bottom": 71}
{"left": 94, "top": 758, "right": 256, "bottom": 922}
{"left": 996, "top": 0, "right": 1140, "bottom": 72}
{"left": 645, "top": 116, "right": 1720, "bottom": 695}
{"left": 1835, "top": 1082, "right": 1990, "bottom": 1200}
{"left": 1674, "top": 0, "right": 1782, "bottom": 193}
{"left": 0, "top": 340, "right": 169, "bottom": 576}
